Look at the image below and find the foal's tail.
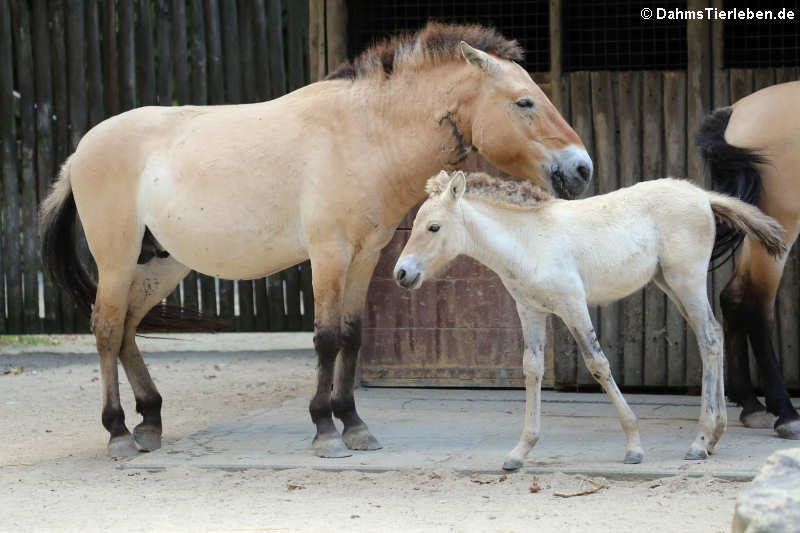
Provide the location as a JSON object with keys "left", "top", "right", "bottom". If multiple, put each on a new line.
{"left": 696, "top": 107, "right": 769, "bottom": 265}
{"left": 707, "top": 191, "right": 787, "bottom": 259}
{"left": 39, "top": 158, "right": 224, "bottom": 332}
{"left": 39, "top": 157, "right": 97, "bottom": 316}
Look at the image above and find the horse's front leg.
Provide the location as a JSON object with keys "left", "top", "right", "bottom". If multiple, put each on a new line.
{"left": 564, "top": 306, "right": 644, "bottom": 464}
{"left": 332, "top": 251, "right": 383, "bottom": 451}
{"left": 308, "top": 244, "right": 353, "bottom": 458}
{"left": 503, "top": 307, "right": 548, "bottom": 471}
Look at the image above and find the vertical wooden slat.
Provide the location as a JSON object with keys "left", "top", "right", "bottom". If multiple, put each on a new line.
{"left": 85, "top": 0, "right": 104, "bottom": 127}
{"left": 237, "top": 0, "right": 257, "bottom": 102}
{"left": 136, "top": 0, "right": 156, "bottom": 106}
{"left": 171, "top": 0, "right": 189, "bottom": 105}
{"left": 189, "top": 0, "right": 206, "bottom": 105}
{"left": 204, "top": 0, "right": 224, "bottom": 104}
{"left": 268, "top": 274, "right": 286, "bottom": 330}
{"left": 118, "top": 0, "right": 137, "bottom": 111}
{"left": 616, "top": 71, "right": 644, "bottom": 387}
{"left": 12, "top": 0, "right": 40, "bottom": 332}
{"left": 325, "top": 0, "right": 346, "bottom": 72}
{"left": 663, "top": 71, "right": 688, "bottom": 388}
{"left": 284, "top": 266, "right": 302, "bottom": 331}
{"left": 51, "top": 0, "right": 75, "bottom": 332}
{"left": 156, "top": 0, "right": 172, "bottom": 106}
{"left": 642, "top": 70, "right": 667, "bottom": 387}
{"left": 753, "top": 69, "right": 776, "bottom": 92}
{"left": 686, "top": 1, "right": 712, "bottom": 392}
{"left": 220, "top": 0, "right": 240, "bottom": 103}
{"left": 32, "top": 0, "right": 58, "bottom": 331}
{"left": 300, "top": 261, "right": 314, "bottom": 330}
{"left": 548, "top": 0, "right": 563, "bottom": 111}
{"left": 102, "top": 0, "right": 118, "bottom": 117}
{"left": 590, "top": 71, "right": 621, "bottom": 379}
{"left": 254, "top": 277, "right": 270, "bottom": 330}
{"left": 308, "top": 0, "right": 325, "bottom": 81}
{"left": 266, "top": 0, "right": 285, "bottom": 98}
{"left": 252, "top": 0, "right": 270, "bottom": 100}
{"left": 286, "top": 0, "right": 308, "bottom": 92}
{"left": 1, "top": 0, "right": 23, "bottom": 332}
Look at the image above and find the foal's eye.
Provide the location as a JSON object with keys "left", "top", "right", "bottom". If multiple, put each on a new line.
{"left": 428, "top": 224, "right": 440, "bottom": 233}
{"left": 515, "top": 97, "right": 534, "bottom": 109}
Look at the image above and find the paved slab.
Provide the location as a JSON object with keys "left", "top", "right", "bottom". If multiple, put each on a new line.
{"left": 123, "top": 388, "right": 798, "bottom": 480}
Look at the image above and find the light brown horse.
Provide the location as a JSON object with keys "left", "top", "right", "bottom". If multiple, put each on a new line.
{"left": 39, "top": 23, "right": 592, "bottom": 458}
{"left": 697, "top": 81, "right": 800, "bottom": 440}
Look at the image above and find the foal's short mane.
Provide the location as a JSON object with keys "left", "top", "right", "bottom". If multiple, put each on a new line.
{"left": 426, "top": 171, "right": 553, "bottom": 209}
{"left": 326, "top": 22, "right": 524, "bottom": 81}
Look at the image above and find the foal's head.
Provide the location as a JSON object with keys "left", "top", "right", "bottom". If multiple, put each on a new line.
{"left": 459, "top": 42, "right": 592, "bottom": 199}
{"left": 394, "top": 171, "right": 470, "bottom": 289}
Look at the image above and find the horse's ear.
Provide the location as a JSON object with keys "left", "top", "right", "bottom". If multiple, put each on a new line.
{"left": 448, "top": 171, "right": 466, "bottom": 202}
{"left": 459, "top": 42, "right": 497, "bottom": 75}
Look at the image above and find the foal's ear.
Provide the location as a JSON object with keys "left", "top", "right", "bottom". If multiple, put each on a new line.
{"left": 448, "top": 171, "right": 466, "bottom": 202}
{"left": 459, "top": 42, "right": 497, "bottom": 75}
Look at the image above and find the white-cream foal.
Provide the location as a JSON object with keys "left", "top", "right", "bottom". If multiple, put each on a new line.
{"left": 394, "top": 170, "right": 787, "bottom": 470}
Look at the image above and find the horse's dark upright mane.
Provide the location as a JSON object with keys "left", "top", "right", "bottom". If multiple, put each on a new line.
{"left": 326, "top": 22, "right": 524, "bottom": 81}
{"left": 696, "top": 106, "right": 769, "bottom": 268}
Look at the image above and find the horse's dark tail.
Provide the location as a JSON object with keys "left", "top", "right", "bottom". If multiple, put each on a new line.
{"left": 39, "top": 158, "right": 226, "bottom": 333}
{"left": 696, "top": 106, "right": 769, "bottom": 267}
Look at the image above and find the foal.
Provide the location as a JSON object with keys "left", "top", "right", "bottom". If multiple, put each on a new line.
{"left": 394, "top": 170, "right": 786, "bottom": 469}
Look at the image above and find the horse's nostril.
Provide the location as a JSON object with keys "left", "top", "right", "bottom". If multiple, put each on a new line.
{"left": 397, "top": 269, "right": 406, "bottom": 281}
{"left": 577, "top": 165, "right": 591, "bottom": 181}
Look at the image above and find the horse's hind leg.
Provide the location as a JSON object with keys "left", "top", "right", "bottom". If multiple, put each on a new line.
{"left": 118, "top": 256, "right": 190, "bottom": 451}
{"left": 562, "top": 305, "right": 644, "bottom": 464}
{"left": 733, "top": 237, "right": 800, "bottom": 439}
{"left": 332, "top": 252, "right": 382, "bottom": 451}
{"left": 659, "top": 267, "right": 726, "bottom": 459}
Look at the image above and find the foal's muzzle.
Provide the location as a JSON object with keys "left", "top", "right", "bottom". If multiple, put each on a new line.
{"left": 394, "top": 257, "right": 423, "bottom": 290}
{"left": 548, "top": 146, "right": 593, "bottom": 199}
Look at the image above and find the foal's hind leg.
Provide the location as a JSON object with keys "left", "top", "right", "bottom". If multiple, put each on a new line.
{"left": 332, "top": 251, "right": 382, "bottom": 451}
{"left": 659, "top": 268, "right": 726, "bottom": 459}
{"left": 118, "top": 256, "right": 190, "bottom": 451}
{"left": 562, "top": 306, "right": 644, "bottom": 464}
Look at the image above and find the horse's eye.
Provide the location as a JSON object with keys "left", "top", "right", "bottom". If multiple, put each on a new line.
{"left": 515, "top": 97, "right": 534, "bottom": 109}
{"left": 428, "top": 224, "right": 440, "bottom": 233}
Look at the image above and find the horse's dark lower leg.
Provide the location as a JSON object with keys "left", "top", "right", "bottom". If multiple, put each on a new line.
{"left": 332, "top": 316, "right": 382, "bottom": 450}
{"left": 119, "top": 329, "right": 164, "bottom": 451}
{"left": 745, "top": 303, "right": 800, "bottom": 437}
{"left": 309, "top": 325, "right": 351, "bottom": 457}
{"left": 720, "top": 277, "right": 770, "bottom": 425}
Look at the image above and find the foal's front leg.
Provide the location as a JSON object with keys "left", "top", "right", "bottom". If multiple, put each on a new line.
{"left": 503, "top": 308, "right": 548, "bottom": 471}
{"left": 564, "top": 307, "right": 644, "bottom": 464}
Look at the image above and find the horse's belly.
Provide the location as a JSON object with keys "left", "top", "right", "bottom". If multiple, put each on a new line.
{"left": 139, "top": 158, "right": 307, "bottom": 279}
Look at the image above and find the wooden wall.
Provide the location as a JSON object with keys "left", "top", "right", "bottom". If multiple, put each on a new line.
{"left": 0, "top": 0, "right": 313, "bottom": 334}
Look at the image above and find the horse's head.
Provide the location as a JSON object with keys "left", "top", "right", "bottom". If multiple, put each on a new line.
{"left": 460, "top": 42, "right": 592, "bottom": 199}
{"left": 394, "top": 171, "right": 469, "bottom": 289}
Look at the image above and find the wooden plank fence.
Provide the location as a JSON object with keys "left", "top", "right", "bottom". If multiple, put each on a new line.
{"left": 0, "top": 0, "right": 314, "bottom": 334}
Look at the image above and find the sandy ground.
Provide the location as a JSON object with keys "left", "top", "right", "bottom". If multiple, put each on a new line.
{"left": 0, "top": 341, "right": 743, "bottom": 533}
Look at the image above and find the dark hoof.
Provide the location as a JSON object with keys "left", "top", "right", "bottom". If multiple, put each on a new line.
{"left": 740, "top": 410, "right": 776, "bottom": 429}
{"left": 775, "top": 419, "right": 800, "bottom": 440}
{"left": 342, "top": 425, "right": 382, "bottom": 451}
{"left": 107, "top": 434, "right": 139, "bottom": 458}
{"left": 502, "top": 457, "right": 522, "bottom": 471}
{"left": 684, "top": 444, "right": 708, "bottom": 461}
{"left": 624, "top": 450, "right": 644, "bottom": 464}
{"left": 312, "top": 434, "right": 352, "bottom": 458}
{"left": 133, "top": 426, "right": 162, "bottom": 452}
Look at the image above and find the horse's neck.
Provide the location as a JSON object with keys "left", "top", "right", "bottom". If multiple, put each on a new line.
{"left": 332, "top": 65, "right": 482, "bottom": 225}
{"left": 461, "top": 200, "right": 532, "bottom": 276}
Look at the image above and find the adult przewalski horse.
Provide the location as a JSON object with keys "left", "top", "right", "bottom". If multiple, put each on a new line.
{"left": 39, "top": 23, "right": 592, "bottom": 458}
{"left": 697, "top": 81, "right": 800, "bottom": 440}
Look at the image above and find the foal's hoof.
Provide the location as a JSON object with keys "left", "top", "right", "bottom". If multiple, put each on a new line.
{"left": 107, "top": 435, "right": 140, "bottom": 458}
{"left": 502, "top": 457, "right": 523, "bottom": 471}
{"left": 313, "top": 434, "right": 352, "bottom": 458}
{"left": 740, "top": 410, "right": 776, "bottom": 429}
{"left": 775, "top": 419, "right": 800, "bottom": 440}
{"left": 133, "top": 426, "right": 162, "bottom": 452}
{"left": 342, "top": 425, "right": 382, "bottom": 451}
{"left": 684, "top": 444, "right": 708, "bottom": 461}
{"left": 623, "top": 450, "right": 644, "bottom": 464}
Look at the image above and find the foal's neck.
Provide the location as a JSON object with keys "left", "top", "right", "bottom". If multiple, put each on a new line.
{"left": 461, "top": 200, "right": 534, "bottom": 276}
